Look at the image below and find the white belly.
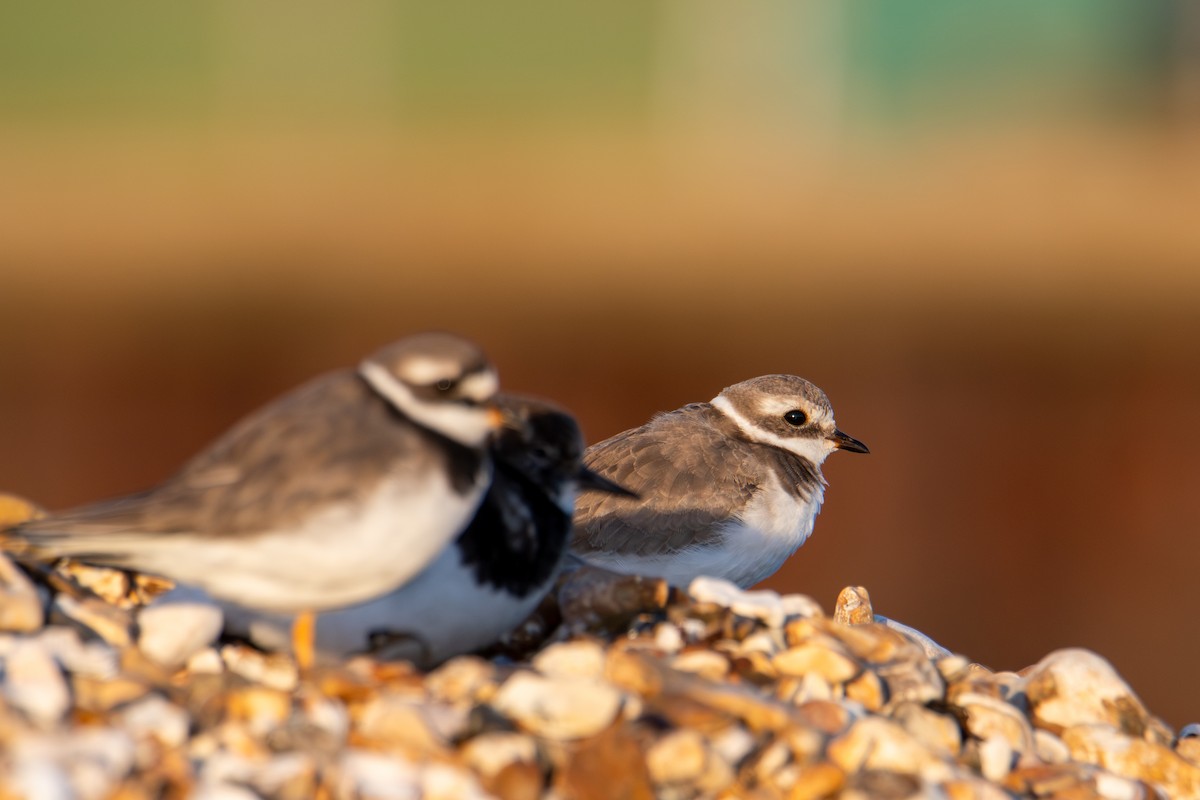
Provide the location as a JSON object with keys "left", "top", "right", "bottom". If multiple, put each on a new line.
{"left": 582, "top": 476, "right": 824, "bottom": 589}
{"left": 133, "top": 467, "right": 488, "bottom": 612}
{"left": 220, "top": 541, "right": 554, "bottom": 667}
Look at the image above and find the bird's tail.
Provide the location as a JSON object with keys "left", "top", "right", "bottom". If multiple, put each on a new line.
{"left": 0, "top": 492, "right": 49, "bottom": 557}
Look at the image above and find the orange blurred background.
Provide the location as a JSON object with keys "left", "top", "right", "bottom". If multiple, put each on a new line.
{"left": 2, "top": 3, "right": 1199, "bottom": 725}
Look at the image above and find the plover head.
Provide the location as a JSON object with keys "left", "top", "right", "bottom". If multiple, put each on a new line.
{"left": 711, "top": 374, "right": 869, "bottom": 466}
{"left": 359, "top": 332, "right": 505, "bottom": 447}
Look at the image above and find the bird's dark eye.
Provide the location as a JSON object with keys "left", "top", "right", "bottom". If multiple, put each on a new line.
{"left": 784, "top": 410, "right": 807, "bottom": 426}
{"left": 435, "top": 378, "right": 454, "bottom": 392}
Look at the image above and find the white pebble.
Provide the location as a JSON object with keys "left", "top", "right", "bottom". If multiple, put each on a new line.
{"left": 1034, "top": 729, "right": 1071, "bottom": 763}
{"left": 646, "top": 730, "right": 708, "bottom": 784}
{"left": 120, "top": 695, "right": 191, "bottom": 748}
{"left": 10, "top": 729, "right": 135, "bottom": 800}
{"left": 1022, "top": 649, "right": 1150, "bottom": 734}
{"left": 709, "top": 725, "right": 756, "bottom": 767}
{"left": 251, "top": 753, "right": 315, "bottom": 796}
{"left": 979, "top": 735, "right": 1014, "bottom": 782}
{"left": 461, "top": 732, "right": 538, "bottom": 778}
{"left": 37, "top": 626, "right": 119, "bottom": 679}
{"left": 302, "top": 692, "right": 352, "bottom": 745}
{"left": 4, "top": 639, "right": 70, "bottom": 727}
{"left": 193, "top": 783, "right": 262, "bottom": 800}
{"left": 0, "top": 552, "right": 45, "bottom": 632}
{"left": 220, "top": 645, "right": 297, "bottom": 692}
{"left": 337, "top": 749, "right": 421, "bottom": 800}
{"left": 420, "top": 762, "right": 491, "bottom": 800}
{"left": 138, "top": 601, "right": 223, "bottom": 668}
{"left": 10, "top": 758, "right": 73, "bottom": 800}
{"left": 492, "top": 671, "right": 622, "bottom": 740}
{"left": 779, "top": 594, "right": 824, "bottom": 620}
{"left": 187, "top": 647, "right": 225, "bottom": 674}
{"left": 874, "top": 615, "right": 954, "bottom": 660}
{"left": 653, "top": 623, "right": 684, "bottom": 653}
{"left": 1095, "top": 772, "right": 1142, "bottom": 800}
{"left": 688, "top": 577, "right": 788, "bottom": 627}
{"left": 532, "top": 640, "right": 606, "bottom": 679}
{"left": 69, "top": 728, "right": 137, "bottom": 793}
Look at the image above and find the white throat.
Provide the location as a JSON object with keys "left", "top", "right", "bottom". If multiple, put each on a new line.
{"left": 711, "top": 394, "right": 832, "bottom": 466}
{"left": 360, "top": 360, "right": 492, "bottom": 447}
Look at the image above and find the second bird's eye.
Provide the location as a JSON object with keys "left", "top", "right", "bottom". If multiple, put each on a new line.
{"left": 435, "top": 378, "right": 454, "bottom": 392}
{"left": 783, "top": 410, "right": 807, "bottom": 426}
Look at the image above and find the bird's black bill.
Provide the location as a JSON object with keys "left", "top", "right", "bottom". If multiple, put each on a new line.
{"left": 830, "top": 429, "right": 870, "bottom": 454}
{"left": 575, "top": 466, "right": 639, "bottom": 499}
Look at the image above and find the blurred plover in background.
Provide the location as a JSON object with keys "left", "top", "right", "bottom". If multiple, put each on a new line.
{"left": 225, "top": 393, "right": 634, "bottom": 666}
{"left": 2, "top": 332, "right": 510, "bottom": 665}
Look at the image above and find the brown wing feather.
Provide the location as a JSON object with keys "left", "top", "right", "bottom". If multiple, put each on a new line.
{"left": 8, "top": 370, "right": 446, "bottom": 562}
{"left": 571, "top": 403, "right": 759, "bottom": 557}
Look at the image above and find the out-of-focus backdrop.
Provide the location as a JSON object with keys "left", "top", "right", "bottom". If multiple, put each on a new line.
{"left": 2, "top": 2, "right": 1199, "bottom": 724}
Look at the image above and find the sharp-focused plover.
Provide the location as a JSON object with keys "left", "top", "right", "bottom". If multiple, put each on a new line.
{"left": 571, "top": 375, "right": 868, "bottom": 588}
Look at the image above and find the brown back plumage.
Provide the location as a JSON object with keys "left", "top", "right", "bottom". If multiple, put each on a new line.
{"left": 573, "top": 405, "right": 765, "bottom": 556}
{"left": 7, "top": 369, "right": 481, "bottom": 564}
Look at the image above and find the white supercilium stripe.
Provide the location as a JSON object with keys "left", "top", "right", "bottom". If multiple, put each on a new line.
{"left": 359, "top": 360, "right": 493, "bottom": 448}
{"left": 710, "top": 394, "right": 833, "bottom": 466}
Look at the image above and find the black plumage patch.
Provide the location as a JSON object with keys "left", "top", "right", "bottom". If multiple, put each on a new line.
{"left": 454, "top": 455, "right": 569, "bottom": 597}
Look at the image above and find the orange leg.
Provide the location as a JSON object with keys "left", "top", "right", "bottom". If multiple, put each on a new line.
{"left": 293, "top": 610, "right": 316, "bottom": 671}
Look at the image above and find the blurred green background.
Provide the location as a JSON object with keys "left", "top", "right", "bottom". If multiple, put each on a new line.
{"left": 3, "top": 2, "right": 1200, "bottom": 724}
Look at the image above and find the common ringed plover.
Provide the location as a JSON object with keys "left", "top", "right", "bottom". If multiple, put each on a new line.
{"left": 3, "top": 332, "right": 511, "bottom": 663}
{"left": 222, "top": 393, "right": 633, "bottom": 667}
{"left": 571, "top": 375, "right": 867, "bottom": 588}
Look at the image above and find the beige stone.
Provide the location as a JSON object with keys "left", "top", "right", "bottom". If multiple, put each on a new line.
{"left": 4, "top": 639, "right": 70, "bottom": 727}
{"left": 978, "top": 735, "right": 1014, "bottom": 782}
{"left": 72, "top": 673, "right": 150, "bottom": 713}
{"left": 461, "top": 731, "right": 539, "bottom": 779}
{"left": 689, "top": 576, "right": 820, "bottom": 629}
{"left": 356, "top": 693, "right": 446, "bottom": 753}
{"left": 221, "top": 644, "right": 298, "bottom": 692}
{"left": 943, "top": 776, "right": 1017, "bottom": 800}
{"left": 1064, "top": 724, "right": 1200, "bottom": 798}
{"left": 532, "top": 639, "right": 606, "bottom": 680}
{"left": 492, "top": 671, "right": 622, "bottom": 741}
{"left": 0, "top": 492, "right": 45, "bottom": 526}
{"left": 876, "top": 654, "right": 945, "bottom": 708}
{"left": 828, "top": 717, "right": 952, "bottom": 781}
{"left": 57, "top": 563, "right": 131, "bottom": 607}
{"left": 1034, "top": 728, "right": 1072, "bottom": 764}
{"left": 1176, "top": 734, "right": 1200, "bottom": 767}
{"left": 891, "top": 701, "right": 961, "bottom": 757}
{"left": 0, "top": 553, "right": 43, "bottom": 633}
{"left": 645, "top": 729, "right": 708, "bottom": 786}
{"left": 669, "top": 649, "right": 730, "bottom": 681}
{"left": 844, "top": 670, "right": 886, "bottom": 712}
{"left": 426, "top": 655, "right": 497, "bottom": 704}
{"left": 226, "top": 686, "right": 292, "bottom": 736}
{"left": 772, "top": 642, "right": 860, "bottom": 683}
{"left": 954, "top": 691, "right": 1035, "bottom": 753}
{"left": 833, "top": 585, "right": 873, "bottom": 626}
{"left": 787, "top": 763, "right": 845, "bottom": 800}
{"left": 795, "top": 699, "right": 853, "bottom": 735}
{"left": 54, "top": 593, "right": 133, "bottom": 648}
{"left": 138, "top": 602, "right": 223, "bottom": 669}
{"left": 1022, "top": 649, "right": 1169, "bottom": 744}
